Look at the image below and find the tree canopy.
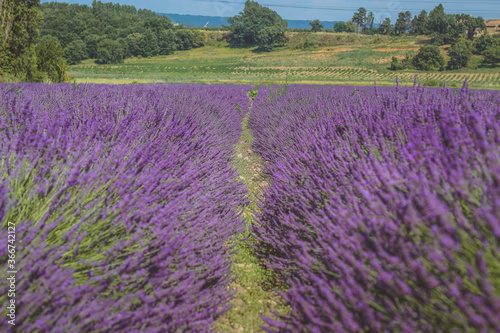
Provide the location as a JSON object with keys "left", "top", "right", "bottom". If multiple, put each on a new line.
{"left": 38, "top": 1, "right": 204, "bottom": 64}
{"left": 448, "top": 37, "right": 473, "bottom": 69}
{"left": 309, "top": 19, "right": 324, "bottom": 33}
{"left": 412, "top": 45, "right": 445, "bottom": 71}
{"left": 1, "top": 0, "right": 42, "bottom": 80}
{"left": 227, "top": 0, "right": 287, "bottom": 51}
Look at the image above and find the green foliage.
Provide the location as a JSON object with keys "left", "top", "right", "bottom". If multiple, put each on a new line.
{"left": 175, "top": 29, "right": 195, "bottom": 50}
{"left": 64, "top": 40, "right": 88, "bottom": 65}
{"left": 36, "top": 35, "right": 68, "bottom": 82}
{"left": 143, "top": 16, "right": 174, "bottom": 34}
{"left": 473, "top": 33, "right": 500, "bottom": 55}
{"left": 352, "top": 7, "right": 367, "bottom": 32}
{"left": 412, "top": 45, "right": 445, "bottom": 71}
{"left": 379, "top": 18, "right": 392, "bottom": 35}
{"left": 158, "top": 30, "right": 177, "bottom": 55}
{"left": 448, "top": 37, "right": 473, "bottom": 70}
{"left": 395, "top": 11, "right": 412, "bottom": 35}
{"left": 96, "top": 38, "right": 124, "bottom": 64}
{"left": 125, "top": 33, "right": 144, "bottom": 57}
{"left": 390, "top": 56, "right": 404, "bottom": 70}
{"left": 309, "top": 19, "right": 324, "bottom": 33}
{"left": 192, "top": 30, "right": 206, "bottom": 48}
{"left": 456, "top": 14, "right": 486, "bottom": 40}
{"left": 139, "top": 29, "right": 159, "bottom": 57}
{"left": 483, "top": 45, "right": 500, "bottom": 66}
{"left": 0, "top": 0, "right": 42, "bottom": 80}
{"left": 333, "top": 21, "right": 348, "bottom": 33}
{"left": 248, "top": 89, "right": 258, "bottom": 100}
{"left": 333, "top": 21, "right": 356, "bottom": 33}
{"left": 423, "top": 5, "right": 481, "bottom": 46}
{"left": 410, "top": 10, "right": 428, "bottom": 35}
{"left": 227, "top": 0, "right": 287, "bottom": 51}
{"left": 39, "top": 1, "right": 179, "bottom": 63}
{"left": 366, "top": 12, "right": 374, "bottom": 30}
{"left": 346, "top": 21, "right": 356, "bottom": 33}
{"left": 84, "top": 34, "right": 104, "bottom": 58}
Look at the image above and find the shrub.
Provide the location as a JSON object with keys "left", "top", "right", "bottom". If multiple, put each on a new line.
{"left": 412, "top": 45, "right": 445, "bottom": 70}
{"left": 390, "top": 56, "right": 404, "bottom": 70}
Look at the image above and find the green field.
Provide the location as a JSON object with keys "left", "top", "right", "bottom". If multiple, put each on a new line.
{"left": 68, "top": 33, "right": 500, "bottom": 89}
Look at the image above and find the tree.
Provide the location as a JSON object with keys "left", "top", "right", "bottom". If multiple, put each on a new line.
{"left": 456, "top": 14, "right": 486, "bottom": 40}
{"left": 191, "top": 30, "right": 206, "bottom": 48}
{"left": 84, "top": 34, "right": 103, "bottom": 58}
{"left": 367, "top": 12, "right": 375, "bottom": 30}
{"left": 96, "top": 38, "right": 123, "bottom": 64}
{"left": 37, "top": 1, "right": 188, "bottom": 64}
{"left": 424, "top": 4, "right": 460, "bottom": 45}
{"left": 143, "top": 16, "right": 174, "bottom": 35}
{"left": 390, "top": 56, "right": 404, "bottom": 70}
{"left": 1, "top": 0, "right": 42, "bottom": 80}
{"left": 310, "top": 19, "right": 324, "bottom": 32}
{"left": 346, "top": 21, "right": 356, "bottom": 33}
{"left": 448, "top": 37, "right": 472, "bottom": 69}
{"left": 175, "top": 29, "right": 194, "bottom": 50}
{"left": 473, "top": 32, "right": 500, "bottom": 55}
{"left": 333, "top": 21, "right": 347, "bottom": 33}
{"left": 410, "top": 10, "right": 427, "bottom": 35}
{"left": 412, "top": 45, "right": 445, "bottom": 70}
{"left": 157, "top": 29, "right": 177, "bottom": 55}
{"left": 227, "top": 0, "right": 287, "bottom": 51}
{"left": 379, "top": 18, "right": 392, "bottom": 35}
{"left": 395, "top": 11, "right": 412, "bottom": 35}
{"left": 352, "top": 7, "right": 367, "bottom": 32}
{"left": 125, "top": 33, "right": 145, "bottom": 57}
{"left": 483, "top": 45, "right": 500, "bottom": 66}
{"left": 64, "top": 40, "right": 88, "bottom": 65}
{"left": 138, "top": 29, "right": 158, "bottom": 57}
{"left": 36, "top": 36, "right": 68, "bottom": 82}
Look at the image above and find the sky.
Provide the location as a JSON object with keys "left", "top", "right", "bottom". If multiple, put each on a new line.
{"left": 42, "top": 0, "right": 500, "bottom": 22}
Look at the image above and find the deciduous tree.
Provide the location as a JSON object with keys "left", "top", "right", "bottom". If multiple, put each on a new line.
{"left": 395, "top": 11, "right": 412, "bottom": 35}
{"left": 448, "top": 37, "right": 472, "bottom": 69}
{"left": 412, "top": 45, "right": 445, "bottom": 70}
{"left": 352, "top": 7, "right": 367, "bottom": 32}
{"left": 96, "top": 38, "right": 123, "bottom": 64}
{"left": 64, "top": 40, "right": 88, "bottom": 65}
{"left": 36, "top": 35, "right": 68, "bottom": 82}
{"left": 226, "top": 0, "right": 287, "bottom": 51}
{"left": 309, "top": 19, "right": 324, "bottom": 32}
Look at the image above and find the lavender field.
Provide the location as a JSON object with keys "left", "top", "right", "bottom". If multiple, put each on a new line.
{"left": 1, "top": 81, "right": 500, "bottom": 332}
{"left": 0, "top": 83, "right": 250, "bottom": 332}
{"left": 251, "top": 82, "right": 500, "bottom": 332}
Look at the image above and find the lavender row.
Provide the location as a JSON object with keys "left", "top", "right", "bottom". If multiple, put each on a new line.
{"left": 250, "top": 83, "right": 500, "bottom": 332}
{"left": 0, "top": 83, "right": 249, "bottom": 332}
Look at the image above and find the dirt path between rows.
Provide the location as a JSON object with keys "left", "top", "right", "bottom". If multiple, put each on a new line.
{"left": 215, "top": 101, "right": 288, "bottom": 332}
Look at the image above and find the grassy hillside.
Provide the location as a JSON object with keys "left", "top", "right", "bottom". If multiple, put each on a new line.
{"left": 68, "top": 32, "right": 500, "bottom": 89}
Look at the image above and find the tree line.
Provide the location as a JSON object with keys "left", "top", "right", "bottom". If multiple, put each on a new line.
{"left": 333, "top": 4, "right": 486, "bottom": 45}
{"left": 40, "top": 1, "right": 205, "bottom": 66}
{"left": 0, "top": 0, "right": 207, "bottom": 82}
{"left": 225, "top": 1, "right": 499, "bottom": 68}
{"left": 1, "top": 0, "right": 498, "bottom": 83}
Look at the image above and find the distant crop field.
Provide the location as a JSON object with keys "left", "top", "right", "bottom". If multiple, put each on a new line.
{"left": 68, "top": 34, "right": 500, "bottom": 89}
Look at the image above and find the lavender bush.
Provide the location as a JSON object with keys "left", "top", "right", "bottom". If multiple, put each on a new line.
{"left": 0, "top": 83, "right": 249, "bottom": 332}
{"left": 250, "top": 82, "right": 500, "bottom": 332}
